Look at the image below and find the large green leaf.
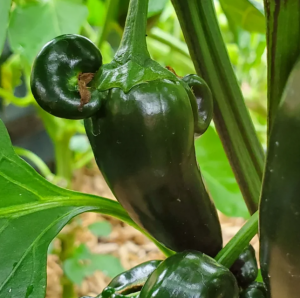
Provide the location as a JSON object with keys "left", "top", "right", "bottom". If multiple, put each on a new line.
{"left": 0, "top": 119, "right": 168, "bottom": 298}
{"left": 8, "top": 0, "right": 88, "bottom": 63}
{"left": 0, "top": 0, "right": 11, "bottom": 54}
{"left": 219, "top": 0, "right": 265, "bottom": 34}
{"left": 196, "top": 127, "right": 249, "bottom": 218}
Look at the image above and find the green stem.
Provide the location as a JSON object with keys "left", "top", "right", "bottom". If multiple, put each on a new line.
{"left": 215, "top": 211, "right": 258, "bottom": 268}
{"left": 148, "top": 27, "right": 190, "bottom": 58}
{"left": 97, "top": 0, "right": 120, "bottom": 49}
{"left": 55, "top": 135, "right": 73, "bottom": 188}
{"left": 114, "top": 0, "right": 150, "bottom": 63}
{"left": 81, "top": 21, "right": 97, "bottom": 43}
{"left": 14, "top": 147, "right": 54, "bottom": 181}
{"left": 74, "top": 150, "right": 94, "bottom": 170}
{"left": 0, "top": 88, "right": 33, "bottom": 107}
{"left": 59, "top": 231, "right": 77, "bottom": 298}
{"left": 171, "top": 0, "right": 264, "bottom": 214}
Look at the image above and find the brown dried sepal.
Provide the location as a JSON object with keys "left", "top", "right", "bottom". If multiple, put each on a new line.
{"left": 166, "top": 66, "right": 183, "bottom": 78}
{"left": 78, "top": 72, "right": 95, "bottom": 111}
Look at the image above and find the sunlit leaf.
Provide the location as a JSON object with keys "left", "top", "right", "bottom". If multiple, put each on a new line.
{"left": 219, "top": 0, "right": 265, "bottom": 34}
{"left": 8, "top": 0, "right": 88, "bottom": 63}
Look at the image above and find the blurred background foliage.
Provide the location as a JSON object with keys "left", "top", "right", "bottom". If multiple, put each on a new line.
{"left": 0, "top": 0, "right": 266, "bottom": 293}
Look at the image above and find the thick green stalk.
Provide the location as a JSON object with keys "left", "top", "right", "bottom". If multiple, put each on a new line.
{"left": 264, "top": 0, "right": 300, "bottom": 137}
{"left": 216, "top": 211, "right": 258, "bottom": 268}
{"left": 171, "top": 0, "right": 264, "bottom": 214}
{"left": 114, "top": 0, "right": 150, "bottom": 63}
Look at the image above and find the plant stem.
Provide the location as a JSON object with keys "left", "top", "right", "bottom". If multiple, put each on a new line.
{"left": 59, "top": 231, "right": 77, "bottom": 298}
{"left": 114, "top": 0, "right": 150, "bottom": 63}
{"left": 97, "top": 0, "right": 120, "bottom": 49}
{"left": 55, "top": 135, "right": 73, "bottom": 188}
{"left": 74, "top": 150, "right": 94, "bottom": 170}
{"left": 263, "top": 1, "right": 300, "bottom": 138}
{"left": 215, "top": 211, "right": 258, "bottom": 268}
{"left": 171, "top": 0, "right": 264, "bottom": 214}
{"left": 0, "top": 88, "right": 33, "bottom": 107}
{"left": 148, "top": 27, "right": 190, "bottom": 58}
{"left": 14, "top": 146, "right": 54, "bottom": 181}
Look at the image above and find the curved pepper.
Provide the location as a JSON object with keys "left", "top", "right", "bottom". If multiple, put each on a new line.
{"left": 31, "top": 34, "right": 102, "bottom": 119}
{"left": 105, "top": 260, "right": 162, "bottom": 295}
{"left": 230, "top": 245, "right": 258, "bottom": 289}
{"left": 139, "top": 251, "right": 239, "bottom": 298}
{"left": 30, "top": 0, "right": 222, "bottom": 256}
{"left": 259, "top": 59, "right": 300, "bottom": 297}
{"left": 181, "top": 74, "right": 214, "bottom": 136}
{"left": 240, "top": 282, "right": 267, "bottom": 298}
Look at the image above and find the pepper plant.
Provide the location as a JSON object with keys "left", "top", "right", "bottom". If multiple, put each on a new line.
{"left": 0, "top": 0, "right": 299, "bottom": 297}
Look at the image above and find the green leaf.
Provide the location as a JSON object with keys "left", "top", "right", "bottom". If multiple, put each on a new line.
{"left": 88, "top": 221, "right": 112, "bottom": 237}
{"left": 0, "top": 0, "right": 11, "bottom": 54}
{"left": 64, "top": 244, "right": 124, "bottom": 285}
{"left": 195, "top": 127, "right": 249, "bottom": 218}
{"left": 0, "top": 119, "right": 141, "bottom": 298}
{"left": 219, "top": 0, "right": 265, "bottom": 34}
{"left": 87, "top": 0, "right": 106, "bottom": 26}
{"left": 148, "top": 0, "right": 169, "bottom": 18}
{"left": 8, "top": 0, "right": 88, "bottom": 63}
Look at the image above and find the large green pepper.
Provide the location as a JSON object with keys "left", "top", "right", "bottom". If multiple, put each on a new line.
{"left": 30, "top": 0, "right": 222, "bottom": 256}
{"left": 139, "top": 251, "right": 239, "bottom": 298}
{"left": 259, "top": 59, "right": 300, "bottom": 297}
{"left": 230, "top": 245, "right": 258, "bottom": 289}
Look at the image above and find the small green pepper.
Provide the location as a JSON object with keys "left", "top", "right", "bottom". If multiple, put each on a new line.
{"left": 181, "top": 74, "right": 214, "bottom": 136}
{"left": 240, "top": 282, "right": 267, "bottom": 298}
{"left": 139, "top": 251, "right": 239, "bottom": 298}
{"left": 230, "top": 245, "right": 258, "bottom": 289}
{"left": 31, "top": 34, "right": 102, "bottom": 119}
{"left": 106, "top": 260, "right": 162, "bottom": 295}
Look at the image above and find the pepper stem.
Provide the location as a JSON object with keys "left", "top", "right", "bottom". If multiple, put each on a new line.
{"left": 114, "top": 0, "right": 150, "bottom": 63}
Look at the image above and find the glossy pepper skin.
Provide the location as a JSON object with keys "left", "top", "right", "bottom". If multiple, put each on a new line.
{"left": 84, "top": 78, "right": 221, "bottom": 255}
{"left": 30, "top": 0, "right": 222, "bottom": 256}
{"left": 259, "top": 59, "right": 300, "bottom": 298}
{"left": 182, "top": 74, "right": 214, "bottom": 136}
{"left": 31, "top": 34, "right": 102, "bottom": 119}
{"left": 105, "top": 260, "right": 162, "bottom": 295}
{"left": 230, "top": 245, "right": 258, "bottom": 289}
{"left": 139, "top": 251, "right": 239, "bottom": 298}
{"left": 240, "top": 282, "right": 267, "bottom": 298}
